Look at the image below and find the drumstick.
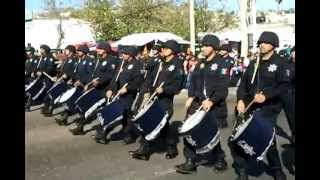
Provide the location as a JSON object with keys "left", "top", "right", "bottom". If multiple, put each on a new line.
{"left": 115, "top": 60, "right": 124, "bottom": 82}
{"left": 145, "top": 82, "right": 165, "bottom": 106}
{"left": 42, "top": 72, "right": 56, "bottom": 82}
{"left": 111, "top": 83, "right": 128, "bottom": 102}
{"left": 152, "top": 62, "right": 163, "bottom": 87}
{"left": 251, "top": 49, "right": 260, "bottom": 84}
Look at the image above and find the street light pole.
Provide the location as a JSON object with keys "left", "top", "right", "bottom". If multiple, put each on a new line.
{"left": 189, "top": 0, "right": 196, "bottom": 53}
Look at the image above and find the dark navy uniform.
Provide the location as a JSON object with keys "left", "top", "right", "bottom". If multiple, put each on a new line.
{"left": 175, "top": 34, "right": 228, "bottom": 174}
{"left": 61, "top": 56, "right": 78, "bottom": 81}
{"left": 280, "top": 56, "right": 295, "bottom": 144}
{"left": 229, "top": 31, "right": 289, "bottom": 180}
{"left": 183, "top": 56, "right": 229, "bottom": 170}
{"left": 25, "top": 55, "right": 38, "bottom": 83}
{"left": 94, "top": 49, "right": 144, "bottom": 144}
{"left": 130, "top": 40, "right": 183, "bottom": 160}
{"left": 69, "top": 54, "right": 119, "bottom": 134}
{"left": 55, "top": 51, "right": 96, "bottom": 125}
{"left": 92, "top": 55, "right": 119, "bottom": 92}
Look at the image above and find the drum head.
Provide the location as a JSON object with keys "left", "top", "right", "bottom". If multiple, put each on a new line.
{"left": 132, "top": 99, "right": 156, "bottom": 122}
{"left": 230, "top": 114, "right": 253, "bottom": 141}
{"left": 179, "top": 110, "right": 206, "bottom": 134}
{"left": 25, "top": 78, "right": 38, "bottom": 92}
{"left": 59, "top": 87, "right": 77, "bottom": 103}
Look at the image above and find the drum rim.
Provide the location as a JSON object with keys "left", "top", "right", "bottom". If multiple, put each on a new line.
{"left": 25, "top": 78, "right": 39, "bottom": 92}
{"left": 32, "top": 81, "right": 46, "bottom": 100}
{"left": 256, "top": 128, "right": 276, "bottom": 161}
{"left": 145, "top": 113, "right": 169, "bottom": 141}
{"left": 196, "top": 130, "right": 221, "bottom": 154}
{"left": 230, "top": 114, "right": 254, "bottom": 141}
{"left": 179, "top": 110, "right": 206, "bottom": 134}
{"left": 84, "top": 98, "right": 106, "bottom": 119}
{"left": 58, "top": 87, "right": 78, "bottom": 103}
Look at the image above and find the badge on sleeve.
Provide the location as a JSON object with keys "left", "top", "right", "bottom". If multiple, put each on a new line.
{"left": 82, "top": 61, "right": 86, "bottom": 65}
{"left": 89, "top": 62, "right": 93, "bottom": 66}
{"left": 168, "top": 65, "right": 175, "bottom": 72}
{"left": 50, "top": 58, "right": 53, "bottom": 62}
{"left": 128, "top": 64, "right": 133, "bottom": 70}
{"left": 102, "top": 61, "right": 107, "bottom": 66}
{"left": 111, "top": 64, "right": 115, "bottom": 69}
{"left": 286, "top": 69, "right": 290, "bottom": 77}
{"left": 221, "top": 68, "right": 228, "bottom": 75}
{"left": 68, "top": 59, "right": 72, "bottom": 63}
{"left": 211, "top": 63, "right": 218, "bottom": 71}
{"left": 34, "top": 60, "right": 38, "bottom": 63}
{"left": 200, "top": 63, "right": 205, "bottom": 69}
{"left": 268, "top": 64, "right": 277, "bottom": 72}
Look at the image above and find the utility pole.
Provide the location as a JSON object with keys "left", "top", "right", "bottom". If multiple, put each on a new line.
{"left": 239, "top": 0, "right": 248, "bottom": 58}
{"left": 189, "top": 0, "right": 196, "bottom": 53}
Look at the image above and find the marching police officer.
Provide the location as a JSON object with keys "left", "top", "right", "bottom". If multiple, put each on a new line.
{"left": 175, "top": 35, "right": 228, "bottom": 174}
{"left": 69, "top": 41, "right": 119, "bottom": 134}
{"left": 55, "top": 44, "right": 95, "bottom": 125}
{"left": 280, "top": 46, "right": 295, "bottom": 145}
{"left": 130, "top": 40, "right": 183, "bottom": 160}
{"left": 41, "top": 45, "right": 78, "bottom": 116}
{"left": 26, "top": 45, "right": 56, "bottom": 109}
{"left": 229, "top": 31, "right": 289, "bottom": 180}
{"left": 217, "top": 43, "right": 236, "bottom": 128}
{"left": 25, "top": 46, "right": 38, "bottom": 84}
{"left": 93, "top": 46, "right": 144, "bottom": 144}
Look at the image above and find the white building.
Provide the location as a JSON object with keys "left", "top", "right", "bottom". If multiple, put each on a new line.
{"left": 25, "top": 18, "right": 95, "bottom": 50}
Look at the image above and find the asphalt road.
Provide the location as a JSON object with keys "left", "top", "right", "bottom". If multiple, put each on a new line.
{"left": 26, "top": 88, "right": 295, "bottom": 180}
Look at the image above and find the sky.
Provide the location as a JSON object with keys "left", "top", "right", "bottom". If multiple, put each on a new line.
{"left": 26, "top": 0, "right": 295, "bottom": 13}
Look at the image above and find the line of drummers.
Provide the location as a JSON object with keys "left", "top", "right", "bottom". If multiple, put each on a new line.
{"left": 25, "top": 31, "right": 295, "bottom": 180}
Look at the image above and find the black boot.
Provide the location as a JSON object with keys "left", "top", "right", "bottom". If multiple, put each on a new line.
{"left": 43, "top": 105, "right": 53, "bottom": 117}
{"left": 122, "top": 135, "right": 137, "bottom": 145}
{"left": 69, "top": 122, "right": 85, "bottom": 135}
{"left": 236, "top": 168, "right": 249, "bottom": 180}
{"left": 92, "top": 125, "right": 109, "bottom": 144}
{"left": 165, "top": 145, "right": 178, "bottom": 159}
{"left": 213, "top": 158, "right": 228, "bottom": 172}
{"left": 41, "top": 102, "right": 49, "bottom": 114}
{"left": 175, "top": 158, "right": 197, "bottom": 174}
{"left": 273, "top": 170, "right": 287, "bottom": 180}
{"left": 55, "top": 112, "right": 68, "bottom": 126}
{"left": 131, "top": 143, "right": 151, "bottom": 161}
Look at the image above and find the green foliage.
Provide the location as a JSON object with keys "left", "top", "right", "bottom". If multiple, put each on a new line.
{"left": 54, "top": 0, "right": 238, "bottom": 41}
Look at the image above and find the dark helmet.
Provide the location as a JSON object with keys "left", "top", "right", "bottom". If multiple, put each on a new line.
{"left": 77, "top": 44, "right": 89, "bottom": 54}
{"left": 40, "top": 44, "right": 51, "bottom": 54}
{"left": 202, "top": 34, "right": 220, "bottom": 50}
{"left": 120, "top": 46, "right": 137, "bottom": 57}
{"left": 257, "top": 31, "right": 279, "bottom": 47}
{"left": 162, "top": 40, "right": 181, "bottom": 54}
{"left": 65, "top": 45, "right": 76, "bottom": 54}
{"left": 220, "top": 43, "right": 232, "bottom": 52}
{"left": 25, "top": 46, "right": 35, "bottom": 54}
{"left": 96, "top": 41, "right": 111, "bottom": 53}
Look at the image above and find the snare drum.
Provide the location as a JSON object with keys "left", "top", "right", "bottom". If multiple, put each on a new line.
{"left": 58, "top": 86, "right": 81, "bottom": 104}
{"left": 132, "top": 98, "right": 167, "bottom": 141}
{"left": 97, "top": 99, "right": 125, "bottom": 129}
{"left": 75, "top": 88, "right": 106, "bottom": 119}
{"left": 47, "top": 81, "right": 68, "bottom": 101}
{"left": 229, "top": 111, "right": 276, "bottom": 161}
{"left": 25, "top": 78, "right": 47, "bottom": 101}
{"left": 179, "top": 109, "right": 220, "bottom": 154}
